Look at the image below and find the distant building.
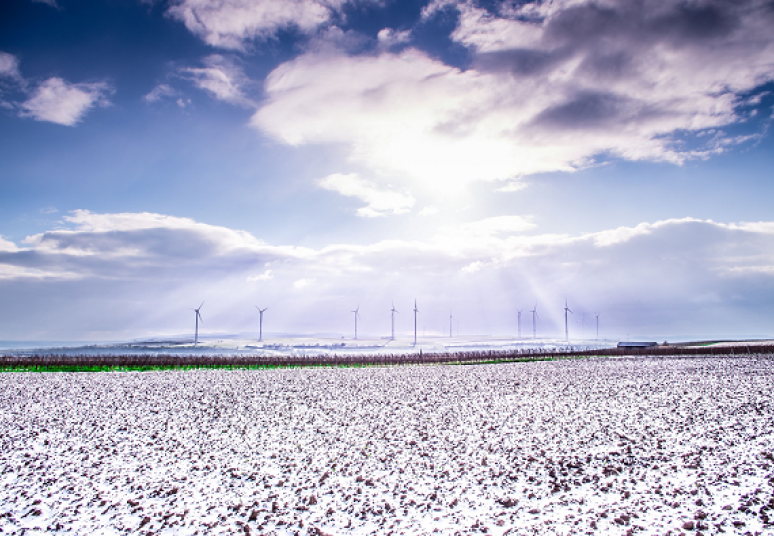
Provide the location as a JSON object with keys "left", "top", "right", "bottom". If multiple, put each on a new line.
{"left": 617, "top": 341, "right": 658, "bottom": 348}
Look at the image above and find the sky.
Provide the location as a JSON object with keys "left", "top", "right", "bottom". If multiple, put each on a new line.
{"left": 1, "top": 0, "right": 774, "bottom": 343}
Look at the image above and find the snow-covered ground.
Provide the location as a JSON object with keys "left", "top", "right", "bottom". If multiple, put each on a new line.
{"left": 1, "top": 356, "right": 772, "bottom": 535}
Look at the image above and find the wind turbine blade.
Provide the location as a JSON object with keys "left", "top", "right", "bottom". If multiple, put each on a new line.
{"left": 199, "top": 302, "right": 204, "bottom": 310}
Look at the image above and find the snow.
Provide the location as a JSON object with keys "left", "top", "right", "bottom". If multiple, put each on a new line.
{"left": 1, "top": 356, "right": 773, "bottom": 535}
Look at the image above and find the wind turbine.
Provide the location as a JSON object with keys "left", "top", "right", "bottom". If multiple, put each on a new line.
{"left": 564, "top": 298, "right": 573, "bottom": 343}
{"left": 595, "top": 312, "right": 600, "bottom": 340}
{"left": 531, "top": 305, "right": 538, "bottom": 340}
{"left": 449, "top": 312, "right": 453, "bottom": 338}
{"left": 192, "top": 302, "right": 204, "bottom": 346}
{"left": 517, "top": 309, "right": 522, "bottom": 339}
{"left": 255, "top": 306, "right": 267, "bottom": 342}
{"left": 352, "top": 305, "right": 360, "bottom": 340}
{"left": 390, "top": 302, "right": 398, "bottom": 340}
{"left": 413, "top": 300, "right": 419, "bottom": 346}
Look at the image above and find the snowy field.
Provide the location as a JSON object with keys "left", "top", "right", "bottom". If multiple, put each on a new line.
{"left": 1, "top": 356, "right": 773, "bottom": 535}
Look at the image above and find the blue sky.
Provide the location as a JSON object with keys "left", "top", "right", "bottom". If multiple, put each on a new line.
{"left": 1, "top": 0, "right": 774, "bottom": 342}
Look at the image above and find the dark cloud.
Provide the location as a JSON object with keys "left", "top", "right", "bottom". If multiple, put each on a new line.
{"left": 541, "top": 0, "right": 745, "bottom": 50}
{"left": 542, "top": 2, "right": 626, "bottom": 45}
{"left": 477, "top": 0, "right": 760, "bottom": 86}
{"left": 473, "top": 47, "right": 569, "bottom": 76}
{"left": 432, "top": 0, "right": 774, "bottom": 164}
{"left": 532, "top": 91, "right": 631, "bottom": 129}
{"left": 577, "top": 50, "right": 633, "bottom": 81}
{"left": 650, "top": 1, "right": 739, "bottom": 42}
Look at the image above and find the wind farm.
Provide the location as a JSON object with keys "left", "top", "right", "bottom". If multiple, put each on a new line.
{"left": 5, "top": 292, "right": 767, "bottom": 361}
{"left": 0, "top": 296, "right": 640, "bottom": 359}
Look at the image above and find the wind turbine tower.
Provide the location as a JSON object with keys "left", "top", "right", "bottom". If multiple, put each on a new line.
{"left": 390, "top": 303, "right": 398, "bottom": 340}
{"left": 193, "top": 302, "right": 204, "bottom": 346}
{"left": 255, "top": 306, "right": 267, "bottom": 342}
{"left": 564, "top": 299, "right": 573, "bottom": 343}
{"left": 352, "top": 305, "right": 360, "bottom": 339}
{"left": 517, "top": 309, "right": 522, "bottom": 339}
{"left": 595, "top": 312, "right": 600, "bottom": 340}
{"left": 531, "top": 305, "right": 538, "bottom": 340}
{"left": 449, "top": 312, "right": 453, "bottom": 338}
{"left": 413, "top": 300, "right": 419, "bottom": 346}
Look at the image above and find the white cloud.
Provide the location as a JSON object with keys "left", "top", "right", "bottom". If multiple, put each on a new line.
{"left": 420, "top": 0, "right": 458, "bottom": 20}
{"left": 0, "top": 236, "right": 19, "bottom": 253}
{"left": 248, "top": 269, "right": 274, "bottom": 281}
{"left": 496, "top": 181, "right": 528, "bottom": 192}
{"left": 253, "top": 48, "right": 528, "bottom": 191}
{"left": 0, "top": 52, "right": 21, "bottom": 81}
{"left": 418, "top": 205, "right": 439, "bottom": 216}
{"left": 591, "top": 221, "right": 660, "bottom": 247}
{"left": 167, "top": 0, "right": 350, "bottom": 50}
{"left": 0, "top": 264, "right": 78, "bottom": 280}
{"left": 65, "top": 209, "right": 204, "bottom": 233}
{"left": 143, "top": 83, "right": 177, "bottom": 103}
{"left": 725, "top": 265, "right": 774, "bottom": 275}
{"left": 19, "top": 77, "right": 112, "bottom": 126}
{"left": 461, "top": 260, "right": 486, "bottom": 273}
{"left": 252, "top": 0, "right": 774, "bottom": 193}
{"left": 181, "top": 54, "right": 254, "bottom": 106}
{"left": 293, "top": 277, "right": 315, "bottom": 289}
{"left": 318, "top": 173, "right": 415, "bottom": 217}
{"left": 377, "top": 28, "right": 412, "bottom": 49}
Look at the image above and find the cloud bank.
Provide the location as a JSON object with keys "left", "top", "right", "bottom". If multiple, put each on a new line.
{"left": 1, "top": 210, "right": 773, "bottom": 339}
